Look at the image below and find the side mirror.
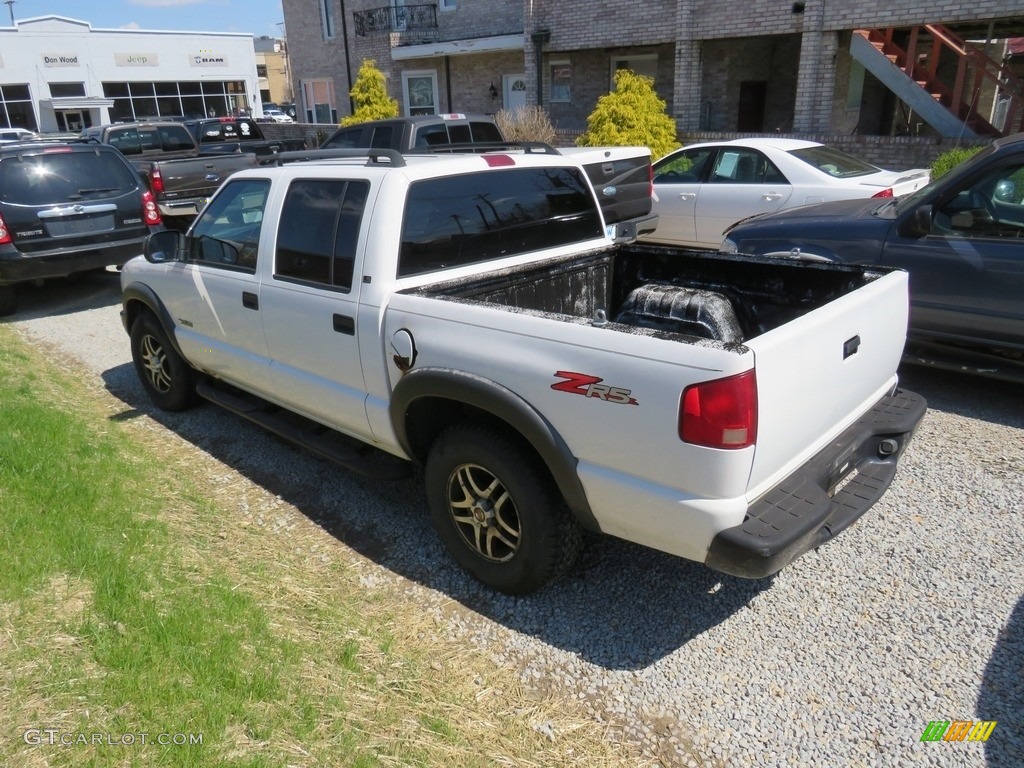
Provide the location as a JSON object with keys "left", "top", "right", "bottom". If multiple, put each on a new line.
{"left": 899, "top": 204, "right": 932, "bottom": 239}
{"left": 144, "top": 230, "right": 184, "bottom": 264}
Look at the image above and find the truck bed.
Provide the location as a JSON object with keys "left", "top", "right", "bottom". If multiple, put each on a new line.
{"left": 406, "top": 244, "right": 888, "bottom": 345}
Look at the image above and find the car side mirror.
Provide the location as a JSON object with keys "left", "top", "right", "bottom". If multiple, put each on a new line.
{"left": 899, "top": 204, "right": 933, "bottom": 239}
{"left": 144, "top": 230, "right": 184, "bottom": 263}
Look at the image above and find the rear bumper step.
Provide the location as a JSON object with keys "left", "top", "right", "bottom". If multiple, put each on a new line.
{"left": 705, "top": 387, "right": 927, "bottom": 579}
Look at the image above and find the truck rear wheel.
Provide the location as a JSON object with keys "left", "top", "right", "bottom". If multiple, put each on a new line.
{"left": 425, "top": 422, "right": 580, "bottom": 595}
{"left": 130, "top": 311, "right": 197, "bottom": 412}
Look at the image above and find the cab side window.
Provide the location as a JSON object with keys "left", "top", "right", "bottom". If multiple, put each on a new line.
{"left": 188, "top": 179, "right": 269, "bottom": 272}
{"left": 935, "top": 162, "right": 1024, "bottom": 239}
{"left": 653, "top": 147, "right": 715, "bottom": 184}
{"left": 274, "top": 179, "right": 369, "bottom": 291}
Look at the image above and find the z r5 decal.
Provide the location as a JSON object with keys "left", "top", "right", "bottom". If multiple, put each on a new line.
{"left": 551, "top": 371, "right": 638, "bottom": 405}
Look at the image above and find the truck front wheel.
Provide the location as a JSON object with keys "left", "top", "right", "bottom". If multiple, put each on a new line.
{"left": 130, "top": 311, "right": 197, "bottom": 412}
{"left": 425, "top": 422, "right": 580, "bottom": 595}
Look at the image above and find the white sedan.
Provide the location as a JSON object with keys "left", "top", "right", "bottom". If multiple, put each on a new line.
{"left": 641, "top": 138, "right": 930, "bottom": 249}
{"left": 262, "top": 108, "right": 294, "bottom": 123}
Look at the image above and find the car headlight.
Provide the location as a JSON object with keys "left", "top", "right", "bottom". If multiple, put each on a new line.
{"left": 719, "top": 237, "right": 738, "bottom": 254}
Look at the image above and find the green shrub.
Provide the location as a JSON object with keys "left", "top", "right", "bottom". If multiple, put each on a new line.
{"left": 340, "top": 59, "right": 398, "bottom": 127}
{"left": 495, "top": 105, "right": 557, "bottom": 145}
{"left": 931, "top": 145, "right": 984, "bottom": 179}
{"left": 576, "top": 70, "right": 680, "bottom": 159}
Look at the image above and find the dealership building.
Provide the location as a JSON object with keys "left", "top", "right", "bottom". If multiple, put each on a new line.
{"left": 0, "top": 15, "right": 261, "bottom": 132}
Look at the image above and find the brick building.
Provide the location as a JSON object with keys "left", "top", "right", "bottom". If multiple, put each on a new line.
{"left": 282, "top": 0, "right": 1024, "bottom": 163}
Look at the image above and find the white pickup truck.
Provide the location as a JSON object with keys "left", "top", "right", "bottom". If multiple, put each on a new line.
{"left": 120, "top": 148, "right": 926, "bottom": 594}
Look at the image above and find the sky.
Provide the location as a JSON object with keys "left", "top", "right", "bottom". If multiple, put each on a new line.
{"left": 3, "top": 0, "right": 287, "bottom": 39}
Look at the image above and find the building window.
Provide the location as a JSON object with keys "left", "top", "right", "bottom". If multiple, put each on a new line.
{"left": 102, "top": 80, "right": 248, "bottom": 121}
{"left": 0, "top": 84, "right": 38, "bottom": 131}
{"left": 257, "top": 64, "right": 268, "bottom": 78}
{"left": 48, "top": 82, "right": 86, "bottom": 98}
{"left": 402, "top": 71, "right": 437, "bottom": 116}
{"left": 302, "top": 79, "right": 337, "bottom": 124}
{"left": 550, "top": 61, "right": 571, "bottom": 102}
{"left": 439, "top": 0, "right": 456, "bottom": 10}
{"left": 610, "top": 55, "right": 658, "bottom": 88}
{"left": 320, "top": 0, "right": 335, "bottom": 40}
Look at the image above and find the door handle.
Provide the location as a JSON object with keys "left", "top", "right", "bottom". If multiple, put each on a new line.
{"left": 242, "top": 291, "right": 259, "bottom": 310}
{"left": 332, "top": 313, "right": 355, "bottom": 335}
{"left": 762, "top": 193, "right": 783, "bottom": 201}
{"left": 679, "top": 192, "right": 696, "bottom": 201}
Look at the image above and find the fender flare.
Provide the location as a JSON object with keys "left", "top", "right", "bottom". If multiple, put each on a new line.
{"left": 121, "top": 282, "right": 187, "bottom": 360}
{"left": 389, "top": 367, "right": 598, "bottom": 530}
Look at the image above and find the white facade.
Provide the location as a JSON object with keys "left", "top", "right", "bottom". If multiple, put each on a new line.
{"left": 0, "top": 16, "right": 260, "bottom": 132}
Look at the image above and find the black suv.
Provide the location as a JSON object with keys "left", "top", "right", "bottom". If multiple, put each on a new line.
{"left": 320, "top": 113, "right": 504, "bottom": 153}
{"left": 0, "top": 141, "right": 162, "bottom": 316}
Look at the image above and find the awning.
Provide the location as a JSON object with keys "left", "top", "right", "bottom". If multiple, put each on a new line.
{"left": 391, "top": 33, "right": 524, "bottom": 61}
{"left": 41, "top": 97, "right": 115, "bottom": 110}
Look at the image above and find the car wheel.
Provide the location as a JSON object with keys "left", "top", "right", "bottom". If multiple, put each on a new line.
{"left": 0, "top": 284, "right": 16, "bottom": 317}
{"left": 425, "top": 422, "right": 581, "bottom": 595}
{"left": 130, "top": 311, "right": 197, "bottom": 412}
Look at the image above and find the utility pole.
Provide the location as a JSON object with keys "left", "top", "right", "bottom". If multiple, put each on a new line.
{"left": 4, "top": 0, "right": 16, "bottom": 26}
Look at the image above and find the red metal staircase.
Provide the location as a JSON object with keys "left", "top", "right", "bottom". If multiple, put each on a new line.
{"left": 855, "top": 25, "right": 1024, "bottom": 137}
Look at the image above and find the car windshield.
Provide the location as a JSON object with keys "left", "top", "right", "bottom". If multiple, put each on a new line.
{"left": 0, "top": 151, "right": 138, "bottom": 204}
{"left": 788, "top": 145, "right": 881, "bottom": 179}
{"left": 893, "top": 142, "right": 998, "bottom": 215}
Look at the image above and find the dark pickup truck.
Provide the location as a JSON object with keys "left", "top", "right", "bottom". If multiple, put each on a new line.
{"left": 720, "top": 132, "right": 1024, "bottom": 383}
{"left": 182, "top": 117, "right": 307, "bottom": 163}
{"left": 320, "top": 113, "right": 657, "bottom": 241}
{"left": 81, "top": 121, "right": 259, "bottom": 227}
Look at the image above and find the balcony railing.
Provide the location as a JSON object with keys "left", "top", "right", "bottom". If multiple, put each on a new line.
{"left": 354, "top": 4, "right": 438, "bottom": 37}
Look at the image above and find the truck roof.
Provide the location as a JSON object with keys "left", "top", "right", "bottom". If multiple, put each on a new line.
{"left": 230, "top": 148, "right": 594, "bottom": 184}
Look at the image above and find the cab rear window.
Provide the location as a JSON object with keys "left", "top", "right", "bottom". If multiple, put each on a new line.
{"left": 398, "top": 166, "right": 602, "bottom": 277}
{"left": 0, "top": 151, "right": 138, "bottom": 205}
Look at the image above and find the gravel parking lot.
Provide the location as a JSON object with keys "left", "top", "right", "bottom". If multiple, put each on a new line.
{"left": 8, "top": 270, "right": 1022, "bottom": 768}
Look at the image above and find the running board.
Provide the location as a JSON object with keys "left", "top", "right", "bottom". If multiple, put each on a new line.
{"left": 195, "top": 379, "right": 411, "bottom": 480}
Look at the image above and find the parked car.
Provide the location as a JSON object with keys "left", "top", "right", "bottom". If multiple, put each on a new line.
{"left": 0, "top": 140, "right": 163, "bottom": 316}
{"left": 81, "top": 121, "right": 259, "bottom": 227}
{"left": 720, "top": 132, "right": 1024, "bottom": 383}
{"left": 121, "top": 148, "right": 923, "bottom": 593}
{"left": 0, "top": 127, "right": 38, "bottom": 143}
{"left": 181, "top": 116, "right": 307, "bottom": 163}
{"left": 642, "top": 138, "right": 930, "bottom": 249}
{"left": 260, "top": 108, "right": 293, "bottom": 123}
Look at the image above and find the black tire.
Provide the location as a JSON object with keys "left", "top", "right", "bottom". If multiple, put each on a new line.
{"left": 130, "top": 311, "right": 198, "bottom": 412}
{"left": 0, "top": 284, "right": 17, "bottom": 317}
{"left": 424, "top": 422, "right": 581, "bottom": 595}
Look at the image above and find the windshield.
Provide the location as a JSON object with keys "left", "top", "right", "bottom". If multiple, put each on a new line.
{"left": 788, "top": 145, "right": 881, "bottom": 179}
{"left": 893, "top": 143, "right": 997, "bottom": 215}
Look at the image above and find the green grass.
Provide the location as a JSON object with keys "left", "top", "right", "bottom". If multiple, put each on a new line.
{"left": 0, "top": 328, "right": 640, "bottom": 768}
{"left": 0, "top": 340, "right": 338, "bottom": 767}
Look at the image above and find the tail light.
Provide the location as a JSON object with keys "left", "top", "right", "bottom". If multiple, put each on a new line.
{"left": 649, "top": 163, "right": 655, "bottom": 198}
{"left": 141, "top": 190, "right": 162, "bottom": 226}
{"left": 679, "top": 370, "right": 757, "bottom": 449}
{"left": 0, "top": 212, "right": 10, "bottom": 245}
{"left": 149, "top": 168, "right": 165, "bottom": 194}
{"left": 871, "top": 188, "right": 894, "bottom": 198}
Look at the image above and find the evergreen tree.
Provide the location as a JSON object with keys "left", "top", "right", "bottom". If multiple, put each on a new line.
{"left": 576, "top": 70, "right": 679, "bottom": 159}
{"left": 340, "top": 59, "right": 398, "bottom": 126}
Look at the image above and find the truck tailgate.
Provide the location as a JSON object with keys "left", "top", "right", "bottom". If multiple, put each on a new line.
{"left": 743, "top": 267, "right": 910, "bottom": 496}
